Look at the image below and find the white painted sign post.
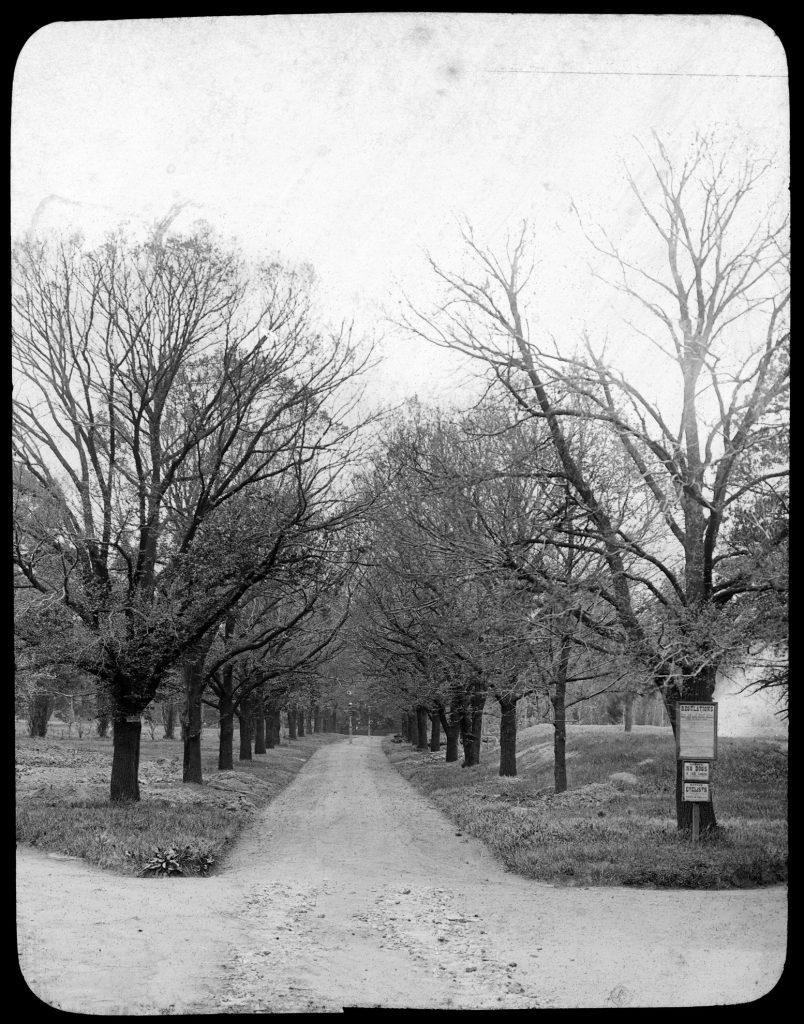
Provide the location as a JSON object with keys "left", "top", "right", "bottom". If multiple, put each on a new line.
{"left": 676, "top": 702, "right": 718, "bottom": 844}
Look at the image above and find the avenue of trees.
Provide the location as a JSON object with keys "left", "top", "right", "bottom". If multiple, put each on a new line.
{"left": 392, "top": 134, "right": 789, "bottom": 828}
{"left": 14, "top": 134, "right": 787, "bottom": 832}
{"left": 13, "top": 226, "right": 373, "bottom": 800}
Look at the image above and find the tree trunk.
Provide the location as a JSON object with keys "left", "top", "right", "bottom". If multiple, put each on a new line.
{"left": 182, "top": 659, "right": 205, "bottom": 785}
{"left": 314, "top": 705, "right": 322, "bottom": 733}
{"left": 416, "top": 706, "right": 429, "bottom": 750}
{"left": 552, "top": 643, "right": 569, "bottom": 794}
{"left": 408, "top": 710, "right": 419, "bottom": 747}
{"left": 182, "top": 701, "right": 203, "bottom": 784}
{"left": 216, "top": 615, "right": 236, "bottom": 768}
{"left": 27, "top": 692, "right": 53, "bottom": 737}
{"left": 160, "top": 699, "right": 176, "bottom": 740}
{"left": 180, "top": 637, "right": 215, "bottom": 785}
{"left": 462, "top": 687, "right": 485, "bottom": 767}
{"left": 445, "top": 722, "right": 460, "bottom": 762}
{"left": 666, "top": 667, "right": 718, "bottom": 832}
{"left": 181, "top": 706, "right": 200, "bottom": 783}
{"left": 238, "top": 694, "right": 253, "bottom": 760}
{"left": 307, "top": 708, "right": 313, "bottom": 734}
{"left": 498, "top": 695, "right": 518, "bottom": 777}
{"left": 297, "top": 706, "right": 305, "bottom": 737}
{"left": 429, "top": 712, "right": 441, "bottom": 752}
{"left": 110, "top": 717, "right": 142, "bottom": 802}
{"left": 401, "top": 714, "right": 409, "bottom": 741}
{"left": 271, "top": 709, "right": 282, "bottom": 747}
{"left": 437, "top": 703, "right": 461, "bottom": 762}
{"left": 624, "top": 690, "right": 634, "bottom": 733}
{"left": 238, "top": 713, "right": 252, "bottom": 759}
{"left": 288, "top": 706, "right": 298, "bottom": 739}
{"left": 264, "top": 711, "right": 275, "bottom": 749}
{"left": 95, "top": 687, "right": 112, "bottom": 738}
{"left": 469, "top": 704, "right": 484, "bottom": 765}
{"left": 106, "top": 662, "right": 171, "bottom": 802}
{"left": 218, "top": 690, "right": 234, "bottom": 770}
{"left": 254, "top": 705, "right": 267, "bottom": 754}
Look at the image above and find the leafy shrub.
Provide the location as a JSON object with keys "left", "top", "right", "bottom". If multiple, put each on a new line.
{"left": 142, "top": 844, "right": 215, "bottom": 877}
{"left": 143, "top": 847, "right": 184, "bottom": 876}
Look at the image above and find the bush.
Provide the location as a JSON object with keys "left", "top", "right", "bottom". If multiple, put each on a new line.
{"left": 142, "top": 845, "right": 215, "bottom": 877}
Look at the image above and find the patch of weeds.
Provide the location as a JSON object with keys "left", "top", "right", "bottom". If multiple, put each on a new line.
{"left": 143, "top": 847, "right": 185, "bottom": 876}
{"left": 142, "top": 844, "right": 215, "bottom": 877}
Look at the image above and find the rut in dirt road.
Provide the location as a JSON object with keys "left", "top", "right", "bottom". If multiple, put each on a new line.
{"left": 18, "top": 736, "right": 787, "bottom": 1013}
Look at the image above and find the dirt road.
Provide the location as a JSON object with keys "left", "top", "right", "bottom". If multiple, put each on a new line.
{"left": 17, "top": 736, "right": 786, "bottom": 1012}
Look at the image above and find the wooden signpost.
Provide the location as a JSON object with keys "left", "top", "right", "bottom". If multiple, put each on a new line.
{"left": 676, "top": 702, "right": 718, "bottom": 844}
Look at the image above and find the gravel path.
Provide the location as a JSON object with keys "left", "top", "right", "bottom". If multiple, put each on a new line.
{"left": 17, "top": 736, "right": 787, "bottom": 1012}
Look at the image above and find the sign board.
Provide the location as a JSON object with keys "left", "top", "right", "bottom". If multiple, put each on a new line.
{"left": 125, "top": 715, "right": 141, "bottom": 723}
{"left": 682, "top": 782, "right": 711, "bottom": 802}
{"left": 682, "top": 761, "right": 710, "bottom": 782}
{"left": 676, "top": 702, "right": 717, "bottom": 761}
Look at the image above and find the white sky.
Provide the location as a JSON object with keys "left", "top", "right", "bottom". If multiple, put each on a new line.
{"left": 11, "top": 14, "right": 788, "bottom": 406}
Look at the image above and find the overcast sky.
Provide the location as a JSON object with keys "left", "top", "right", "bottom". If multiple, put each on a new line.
{"left": 12, "top": 14, "right": 788, "bottom": 405}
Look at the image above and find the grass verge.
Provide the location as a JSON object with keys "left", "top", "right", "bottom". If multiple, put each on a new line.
{"left": 16, "top": 730, "right": 340, "bottom": 877}
{"left": 384, "top": 725, "right": 787, "bottom": 889}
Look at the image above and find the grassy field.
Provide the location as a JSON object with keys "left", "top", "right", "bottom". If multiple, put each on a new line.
{"left": 384, "top": 724, "right": 787, "bottom": 889}
{"left": 16, "top": 727, "right": 340, "bottom": 877}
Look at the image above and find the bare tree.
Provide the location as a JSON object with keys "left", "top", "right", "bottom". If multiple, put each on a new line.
{"left": 13, "top": 227, "right": 371, "bottom": 801}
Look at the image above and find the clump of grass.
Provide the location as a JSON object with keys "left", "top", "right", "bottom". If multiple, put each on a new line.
{"left": 384, "top": 729, "right": 787, "bottom": 889}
